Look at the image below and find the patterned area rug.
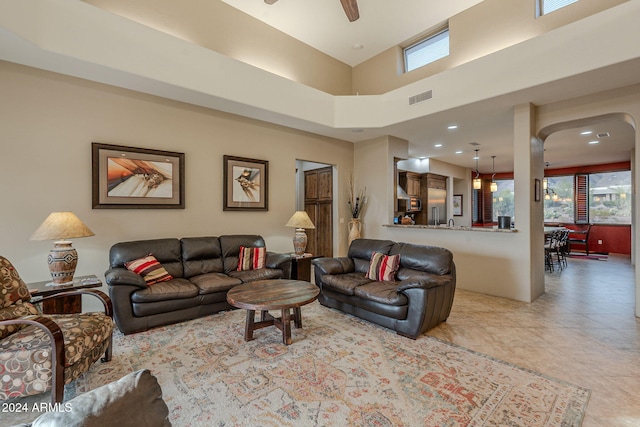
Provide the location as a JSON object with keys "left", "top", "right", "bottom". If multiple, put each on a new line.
{"left": 567, "top": 253, "right": 608, "bottom": 261}
{"left": 5, "top": 302, "right": 590, "bottom": 426}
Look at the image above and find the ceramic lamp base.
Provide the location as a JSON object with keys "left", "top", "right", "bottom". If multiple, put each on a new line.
{"left": 293, "top": 228, "right": 307, "bottom": 256}
{"left": 48, "top": 240, "right": 78, "bottom": 284}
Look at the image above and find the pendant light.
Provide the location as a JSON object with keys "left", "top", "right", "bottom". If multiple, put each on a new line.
{"left": 472, "top": 149, "right": 481, "bottom": 190}
{"left": 490, "top": 156, "right": 498, "bottom": 192}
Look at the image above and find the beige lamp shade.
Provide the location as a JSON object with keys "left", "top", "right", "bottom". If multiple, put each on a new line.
{"left": 30, "top": 212, "right": 94, "bottom": 284}
{"left": 286, "top": 211, "right": 315, "bottom": 256}
{"left": 30, "top": 212, "right": 95, "bottom": 241}
{"left": 285, "top": 211, "right": 315, "bottom": 230}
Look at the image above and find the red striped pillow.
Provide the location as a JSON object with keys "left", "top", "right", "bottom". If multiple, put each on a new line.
{"left": 125, "top": 254, "right": 173, "bottom": 285}
{"left": 237, "top": 246, "right": 266, "bottom": 271}
{"left": 366, "top": 252, "right": 401, "bottom": 281}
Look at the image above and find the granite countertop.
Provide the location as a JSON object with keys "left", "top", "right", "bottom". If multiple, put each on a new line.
{"left": 384, "top": 224, "right": 518, "bottom": 233}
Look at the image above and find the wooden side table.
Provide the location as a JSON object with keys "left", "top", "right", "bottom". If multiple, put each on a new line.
{"left": 28, "top": 275, "right": 102, "bottom": 314}
{"left": 290, "top": 253, "right": 319, "bottom": 282}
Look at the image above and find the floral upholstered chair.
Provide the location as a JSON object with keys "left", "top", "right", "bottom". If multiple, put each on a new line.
{"left": 0, "top": 256, "right": 113, "bottom": 403}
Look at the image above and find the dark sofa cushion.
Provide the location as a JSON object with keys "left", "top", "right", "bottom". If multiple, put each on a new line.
{"left": 181, "top": 237, "right": 224, "bottom": 278}
{"left": 130, "top": 278, "right": 198, "bottom": 303}
{"left": 189, "top": 273, "right": 241, "bottom": 294}
{"left": 390, "top": 242, "right": 453, "bottom": 275}
{"left": 219, "top": 235, "right": 266, "bottom": 273}
{"left": 109, "top": 238, "right": 184, "bottom": 279}
{"left": 354, "top": 281, "right": 408, "bottom": 306}
{"left": 348, "top": 239, "right": 395, "bottom": 273}
{"left": 321, "top": 272, "right": 371, "bottom": 296}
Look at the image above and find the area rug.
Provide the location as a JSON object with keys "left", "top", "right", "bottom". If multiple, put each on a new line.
{"left": 6, "top": 302, "right": 590, "bottom": 426}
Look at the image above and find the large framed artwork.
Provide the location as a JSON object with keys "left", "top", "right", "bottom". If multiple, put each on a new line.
{"left": 223, "top": 155, "right": 268, "bottom": 211}
{"left": 92, "top": 142, "right": 185, "bottom": 209}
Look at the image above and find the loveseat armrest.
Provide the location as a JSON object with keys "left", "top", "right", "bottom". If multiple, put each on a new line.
{"left": 312, "top": 257, "right": 354, "bottom": 275}
{"left": 397, "top": 274, "right": 453, "bottom": 292}
{"left": 105, "top": 268, "right": 148, "bottom": 289}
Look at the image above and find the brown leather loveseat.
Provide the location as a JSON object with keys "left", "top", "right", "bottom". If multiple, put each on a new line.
{"left": 312, "top": 238, "right": 456, "bottom": 339}
{"left": 105, "top": 235, "right": 291, "bottom": 334}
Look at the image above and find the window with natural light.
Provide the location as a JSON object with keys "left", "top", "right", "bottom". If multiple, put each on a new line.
{"left": 543, "top": 175, "right": 574, "bottom": 223}
{"left": 404, "top": 28, "right": 449, "bottom": 72}
{"left": 492, "top": 180, "right": 515, "bottom": 222}
{"left": 589, "top": 171, "right": 631, "bottom": 224}
{"left": 538, "top": 0, "right": 578, "bottom": 16}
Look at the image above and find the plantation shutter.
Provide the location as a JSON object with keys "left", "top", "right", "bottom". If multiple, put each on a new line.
{"left": 574, "top": 174, "right": 589, "bottom": 224}
{"left": 482, "top": 179, "right": 493, "bottom": 223}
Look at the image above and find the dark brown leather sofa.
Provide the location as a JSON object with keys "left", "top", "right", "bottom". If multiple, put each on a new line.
{"left": 312, "top": 238, "right": 456, "bottom": 339}
{"left": 105, "top": 235, "right": 291, "bottom": 334}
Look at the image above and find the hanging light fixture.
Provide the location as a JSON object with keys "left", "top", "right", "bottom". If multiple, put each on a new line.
{"left": 490, "top": 155, "right": 498, "bottom": 192}
{"left": 473, "top": 149, "right": 481, "bottom": 190}
{"left": 543, "top": 162, "right": 549, "bottom": 191}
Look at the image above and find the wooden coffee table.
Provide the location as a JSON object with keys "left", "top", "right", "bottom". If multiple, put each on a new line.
{"left": 226, "top": 279, "right": 319, "bottom": 345}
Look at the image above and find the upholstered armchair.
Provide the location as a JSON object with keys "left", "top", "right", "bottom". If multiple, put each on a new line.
{"left": 0, "top": 256, "right": 114, "bottom": 403}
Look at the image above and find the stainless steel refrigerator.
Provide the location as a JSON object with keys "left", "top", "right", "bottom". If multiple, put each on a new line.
{"left": 427, "top": 188, "right": 447, "bottom": 225}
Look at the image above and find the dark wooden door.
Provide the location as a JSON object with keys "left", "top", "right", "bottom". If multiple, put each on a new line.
{"left": 304, "top": 167, "right": 333, "bottom": 257}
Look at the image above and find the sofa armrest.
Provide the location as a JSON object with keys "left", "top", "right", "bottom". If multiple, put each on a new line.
{"left": 312, "top": 257, "right": 354, "bottom": 275}
{"left": 397, "top": 274, "right": 453, "bottom": 292}
{"left": 265, "top": 252, "right": 291, "bottom": 269}
{"left": 105, "top": 268, "right": 148, "bottom": 289}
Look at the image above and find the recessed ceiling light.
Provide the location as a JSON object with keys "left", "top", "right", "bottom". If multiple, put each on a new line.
{"left": 455, "top": 150, "right": 463, "bottom": 154}
{"left": 588, "top": 140, "right": 599, "bottom": 145}
{"left": 580, "top": 130, "right": 593, "bottom": 135}
{"left": 434, "top": 144, "right": 443, "bottom": 148}
{"left": 447, "top": 125, "right": 458, "bottom": 130}
{"left": 352, "top": 43, "right": 364, "bottom": 49}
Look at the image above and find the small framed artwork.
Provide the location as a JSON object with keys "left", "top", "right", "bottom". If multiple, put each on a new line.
{"left": 453, "top": 194, "right": 463, "bottom": 216}
{"left": 92, "top": 142, "right": 185, "bottom": 209}
{"left": 223, "top": 155, "right": 268, "bottom": 211}
{"left": 534, "top": 178, "right": 541, "bottom": 202}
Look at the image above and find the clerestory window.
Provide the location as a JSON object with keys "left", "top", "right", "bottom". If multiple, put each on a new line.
{"left": 538, "top": 0, "right": 578, "bottom": 16}
{"left": 404, "top": 28, "right": 449, "bottom": 73}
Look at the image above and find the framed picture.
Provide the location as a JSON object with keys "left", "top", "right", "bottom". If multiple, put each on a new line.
{"left": 223, "top": 155, "right": 268, "bottom": 211}
{"left": 453, "top": 194, "right": 463, "bottom": 216}
{"left": 534, "top": 178, "right": 541, "bottom": 202}
{"left": 92, "top": 142, "right": 185, "bottom": 209}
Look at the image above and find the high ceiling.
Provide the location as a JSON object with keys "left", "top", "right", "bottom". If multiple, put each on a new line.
{"left": 218, "top": 0, "right": 636, "bottom": 173}
{"left": 218, "top": 0, "right": 485, "bottom": 66}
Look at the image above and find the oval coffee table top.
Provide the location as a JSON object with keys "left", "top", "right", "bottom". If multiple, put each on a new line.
{"left": 226, "top": 279, "right": 319, "bottom": 311}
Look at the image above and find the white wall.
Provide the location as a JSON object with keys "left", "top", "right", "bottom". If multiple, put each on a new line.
{"left": 0, "top": 62, "right": 354, "bottom": 291}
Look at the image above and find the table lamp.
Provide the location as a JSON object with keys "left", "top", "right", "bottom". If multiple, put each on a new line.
{"left": 30, "top": 212, "right": 95, "bottom": 284}
{"left": 285, "top": 211, "right": 315, "bottom": 255}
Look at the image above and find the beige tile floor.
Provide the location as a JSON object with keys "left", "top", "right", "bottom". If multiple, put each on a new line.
{"left": 427, "top": 253, "right": 639, "bottom": 427}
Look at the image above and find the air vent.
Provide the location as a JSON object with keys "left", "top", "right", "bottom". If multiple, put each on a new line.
{"left": 597, "top": 132, "right": 610, "bottom": 138}
{"left": 409, "top": 90, "right": 433, "bottom": 105}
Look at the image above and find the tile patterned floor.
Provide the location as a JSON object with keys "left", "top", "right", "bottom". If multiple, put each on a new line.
{"left": 427, "top": 254, "right": 639, "bottom": 427}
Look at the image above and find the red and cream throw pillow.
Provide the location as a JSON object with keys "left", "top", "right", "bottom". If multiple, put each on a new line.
{"left": 366, "top": 252, "right": 401, "bottom": 281}
{"left": 125, "top": 254, "right": 173, "bottom": 285}
{"left": 237, "top": 246, "right": 266, "bottom": 271}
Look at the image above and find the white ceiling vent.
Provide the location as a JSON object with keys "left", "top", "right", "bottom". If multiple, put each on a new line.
{"left": 597, "top": 132, "right": 610, "bottom": 138}
{"left": 409, "top": 90, "right": 433, "bottom": 105}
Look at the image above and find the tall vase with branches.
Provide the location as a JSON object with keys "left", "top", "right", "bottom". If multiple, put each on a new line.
{"left": 347, "top": 177, "right": 366, "bottom": 245}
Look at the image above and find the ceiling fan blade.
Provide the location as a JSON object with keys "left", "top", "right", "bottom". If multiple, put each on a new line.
{"left": 264, "top": 0, "right": 278, "bottom": 4}
{"left": 340, "top": 0, "right": 359, "bottom": 22}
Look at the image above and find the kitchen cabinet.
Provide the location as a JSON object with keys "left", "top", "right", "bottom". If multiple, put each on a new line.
{"left": 399, "top": 172, "right": 421, "bottom": 197}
